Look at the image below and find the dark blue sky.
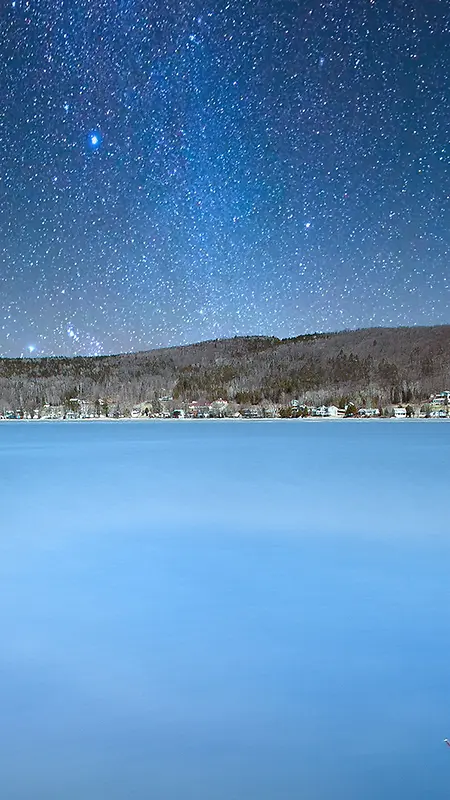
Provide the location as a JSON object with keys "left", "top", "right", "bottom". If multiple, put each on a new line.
{"left": 0, "top": 0, "right": 449, "bottom": 356}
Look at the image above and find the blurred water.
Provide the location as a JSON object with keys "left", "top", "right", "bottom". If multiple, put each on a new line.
{"left": 1, "top": 419, "right": 450, "bottom": 799}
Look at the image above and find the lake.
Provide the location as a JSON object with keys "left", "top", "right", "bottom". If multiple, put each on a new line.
{"left": 1, "top": 419, "right": 450, "bottom": 799}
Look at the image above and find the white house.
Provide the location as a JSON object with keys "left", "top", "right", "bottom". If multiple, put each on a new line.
{"left": 312, "top": 405, "right": 339, "bottom": 417}
{"left": 431, "top": 392, "right": 450, "bottom": 407}
{"left": 209, "top": 399, "right": 228, "bottom": 417}
{"left": 393, "top": 407, "right": 407, "bottom": 418}
{"left": 358, "top": 408, "right": 380, "bottom": 418}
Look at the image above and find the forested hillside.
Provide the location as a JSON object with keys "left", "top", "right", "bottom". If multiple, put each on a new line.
{"left": 1, "top": 325, "right": 450, "bottom": 412}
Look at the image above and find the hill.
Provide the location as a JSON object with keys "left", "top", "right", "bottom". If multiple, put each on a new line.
{"left": 1, "top": 325, "right": 450, "bottom": 413}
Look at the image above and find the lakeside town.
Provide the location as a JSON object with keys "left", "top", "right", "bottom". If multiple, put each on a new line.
{"left": 1, "top": 391, "right": 450, "bottom": 421}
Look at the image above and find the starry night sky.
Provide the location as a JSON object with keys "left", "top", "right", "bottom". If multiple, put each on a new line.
{"left": 1, "top": 0, "right": 449, "bottom": 356}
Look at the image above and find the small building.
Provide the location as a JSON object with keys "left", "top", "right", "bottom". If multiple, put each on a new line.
{"left": 41, "top": 404, "right": 64, "bottom": 420}
{"left": 188, "top": 401, "right": 200, "bottom": 417}
{"left": 242, "top": 406, "right": 263, "bottom": 418}
{"left": 188, "top": 401, "right": 210, "bottom": 418}
{"left": 358, "top": 408, "right": 380, "bottom": 418}
{"left": 393, "top": 407, "right": 407, "bottom": 418}
{"left": 431, "top": 392, "right": 450, "bottom": 408}
{"left": 312, "top": 405, "right": 339, "bottom": 417}
{"left": 209, "top": 399, "right": 229, "bottom": 418}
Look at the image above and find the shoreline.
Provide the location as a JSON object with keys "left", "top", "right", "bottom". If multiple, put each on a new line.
{"left": 0, "top": 416, "right": 446, "bottom": 423}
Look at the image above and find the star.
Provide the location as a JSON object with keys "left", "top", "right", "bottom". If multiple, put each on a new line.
{"left": 87, "top": 131, "right": 102, "bottom": 151}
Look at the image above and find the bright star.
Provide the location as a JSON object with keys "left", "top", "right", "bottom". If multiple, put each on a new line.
{"left": 87, "top": 130, "right": 102, "bottom": 150}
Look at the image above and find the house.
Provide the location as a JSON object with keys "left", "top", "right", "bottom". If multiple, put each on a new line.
{"left": 188, "top": 401, "right": 210, "bottom": 418}
{"left": 431, "top": 391, "right": 450, "bottom": 408}
{"left": 65, "top": 397, "right": 91, "bottom": 418}
{"left": 358, "top": 408, "right": 380, "bottom": 418}
{"left": 79, "top": 400, "right": 90, "bottom": 418}
{"left": 393, "top": 407, "right": 407, "bottom": 418}
{"left": 41, "top": 404, "right": 64, "bottom": 419}
{"left": 242, "top": 406, "right": 263, "bottom": 418}
{"left": 312, "top": 405, "right": 339, "bottom": 417}
{"left": 209, "top": 399, "right": 228, "bottom": 418}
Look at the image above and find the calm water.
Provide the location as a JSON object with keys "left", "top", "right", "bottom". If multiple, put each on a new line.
{"left": 1, "top": 420, "right": 450, "bottom": 799}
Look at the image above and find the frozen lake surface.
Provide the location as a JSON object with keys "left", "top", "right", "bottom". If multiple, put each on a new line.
{"left": 1, "top": 420, "right": 450, "bottom": 799}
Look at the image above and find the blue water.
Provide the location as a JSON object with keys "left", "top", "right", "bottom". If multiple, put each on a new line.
{"left": 1, "top": 420, "right": 450, "bottom": 799}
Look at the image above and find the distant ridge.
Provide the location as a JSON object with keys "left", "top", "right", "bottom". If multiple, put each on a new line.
{"left": 1, "top": 325, "right": 450, "bottom": 411}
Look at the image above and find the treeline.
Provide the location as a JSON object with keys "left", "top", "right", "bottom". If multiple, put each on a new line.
{"left": 0, "top": 326, "right": 449, "bottom": 411}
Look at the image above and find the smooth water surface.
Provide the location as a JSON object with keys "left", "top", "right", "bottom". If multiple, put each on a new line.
{"left": 1, "top": 420, "right": 450, "bottom": 799}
